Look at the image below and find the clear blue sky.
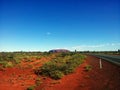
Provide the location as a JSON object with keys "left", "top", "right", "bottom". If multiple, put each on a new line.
{"left": 0, "top": 0, "right": 120, "bottom": 51}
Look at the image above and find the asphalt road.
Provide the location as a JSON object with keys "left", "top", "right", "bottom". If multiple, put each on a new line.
{"left": 89, "top": 54, "right": 120, "bottom": 66}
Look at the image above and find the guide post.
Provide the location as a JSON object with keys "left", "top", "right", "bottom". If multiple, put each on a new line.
{"left": 99, "top": 58, "right": 102, "bottom": 69}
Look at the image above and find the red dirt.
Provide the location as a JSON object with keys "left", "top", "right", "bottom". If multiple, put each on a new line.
{"left": 0, "top": 68, "right": 36, "bottom": 90}
{"left": 36, "top": 55, "right": 120, "bottom": 90}
{"left": 0, "top": 56, "right": 51, "bottom": 90}
{"left": 0, "top": 55, "right": 120, "bottom": 90}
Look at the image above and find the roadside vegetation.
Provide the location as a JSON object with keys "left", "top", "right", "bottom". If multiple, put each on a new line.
{"left": 0, "top": 51, "right": 119, "bottom": 90}
{"left": 0, "top": 52, "right": 51, "bottom": 69}
{"left": 84, "top": 65, "right": 92, "bottom": 71}
{"left": 35, "top": 52, "right": 86, "bottom": 80}
{"left": 27, "top": 85, "right": 35, "bottom": 90}
{"left": 0, "top": 52, "right": 86, "bottom": 86}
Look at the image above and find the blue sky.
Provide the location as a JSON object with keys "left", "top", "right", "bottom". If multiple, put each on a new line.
{"left": 0, "top": 0, "right": 120, "bottom": 51}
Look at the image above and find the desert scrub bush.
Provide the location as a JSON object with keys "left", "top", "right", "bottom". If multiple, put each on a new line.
{"left": 63, "top": 67, "right": 75, "bottom": 74}
{"left": 38, "top": 62, "right": 61, "bottom": 76}
{"left": 27, "top": 85, "right": 35, "bottom": 90}
{"left": 36, "top": 56, "right": 41, "bottom": 60}
{"left": 0, "top": 52, "right": 22, "bottom": 67}
{"left": 49, "top": 70, "right": 64, "bottom": 80}
{"left": 5, "top": 62, "right": 14, "bottom": 68}
{"left": 35, "top": 77, "right": 42, "bottom": 86}
{"left": 24, "top": 59, "right": 33, "bottom": 62}
{"left": 0, "top": 61, "right": 14, "bottom": 68}
{"left": 84, "top": 65, "right": 92, "bottom": 71}
{"left": 35, "top": 53, "right": 86, "bottom": 79}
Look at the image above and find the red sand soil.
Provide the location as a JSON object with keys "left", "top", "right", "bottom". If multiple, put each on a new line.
{"left": 0, "top": 56, "right": 51, "bottom": 90}
{"left": 0, "top": 55, "right": 120, "bottom": 90}
{"left": 36, "top": 55, "right": 120, "bottom": 90}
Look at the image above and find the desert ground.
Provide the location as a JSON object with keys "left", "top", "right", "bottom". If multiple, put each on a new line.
{"left": 0, "top": 52, "right": 120, "bottom": 90}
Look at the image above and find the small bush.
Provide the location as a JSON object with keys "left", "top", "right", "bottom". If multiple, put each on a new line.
{"left": 27, "top": 85, "right": 35, "bottom": 90}
{"left": 25, "top": 59, "right": 33, "bottom": 62}
{"left": 5, "top": 62, "right": 14, "bottom": 68}
{"left": 84, "top": 65, "right": 92, "bottom": 71}
{"left": 35, "top": 77, "right": 42, "bottom": 86}
{"left": 35, "top": 53, "right": 86, "bottom": 79}
{"left": 50, "top": 70, "right": 64, "bottom": 80}
{"left": 36, "top": 57, "right": 41, "bottom": 60}
{"left": 40, "top": 62, "right": 59, "bottom": 76}
{"left": 0, "top": 61, "right": 14, "bottom": 68}
{"left": 63, "top": 66, "right": 75, "bottom": 74}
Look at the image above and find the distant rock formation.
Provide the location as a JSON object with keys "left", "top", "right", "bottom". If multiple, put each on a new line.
{"left": 49, "top": 49, "right": 70, "bottom": 53}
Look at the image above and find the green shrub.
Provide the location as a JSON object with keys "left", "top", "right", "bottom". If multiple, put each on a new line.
{"left": 0, "top": 61, "right": 14, "bottom": 68}
{"left": 63, "top": 66, "right": 75, "bottom": 74}
{"left": 35, "top": 77, "right": 42, "bottom": 86}
{"left": 35, "top": 53, "right": 86, "bottom": 79}
{"left": 50, "top": 70, "right": 64, "bottom": 80}
{"left": 25, "top": 59, "right": 33, "bottom": 62}
{"left": 39, "top": 62, "right": 58, "bottom": 76}
{"left": 84, "top": 65, "right": 92, "bottom": 71}
{"left": 36, "top": 57, "right": 41, "bottom": 60}
{"left": 27, "top": 85, "right": 35, "bottom": 90}
{"left": 5, "top": 62, "right": 14, "bottom": 68}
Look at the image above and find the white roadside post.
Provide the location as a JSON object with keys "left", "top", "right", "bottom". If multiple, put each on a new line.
{"left": 99, "top": 58, "right": 102, "bottom": 69}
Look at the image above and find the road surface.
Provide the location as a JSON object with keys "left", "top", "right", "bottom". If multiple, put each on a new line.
{"left": 89, "top": 54, "right": 120, "bottom": 66}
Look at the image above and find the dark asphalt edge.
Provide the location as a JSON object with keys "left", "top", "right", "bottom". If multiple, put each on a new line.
{"left": 90, "top": 55, "right": 120, "bottom": 67}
